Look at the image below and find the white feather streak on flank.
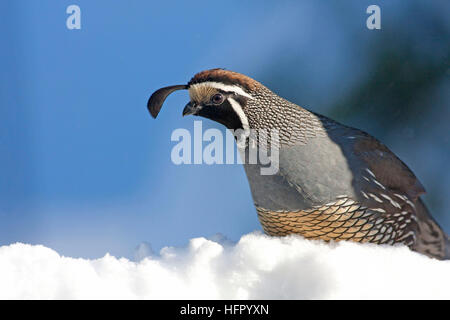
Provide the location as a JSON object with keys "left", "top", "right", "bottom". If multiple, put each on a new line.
{"left": 393, "top": 193, "right": 408, "bottom": 201}
{"left": 365, "top": 168, "right": 376, "bottom": 178}
{"left": 398, "top": 231, "right": 415, "bottom": 241}
{"left": 368, "top": 193, "right": 383, "bottom": 203}
{"left": 391, "top": 200, "right": 402, "bottom": 209}
{"left": 380, "top": 194, "right": 402, "bottom": 209}
{"left": 190, "top": 82, "right": 253, "bottom": 99}
{"left": 406, "top": 200, "right": 416, "bottom": 210}
{"left": 380, "top": 194, "right": 393, "bottom": 201}
{"left": 361, "top": 191, "right": 369, "bottom": 199}
{"left": 372, "top": 179, "right": 386, "bottom": 190}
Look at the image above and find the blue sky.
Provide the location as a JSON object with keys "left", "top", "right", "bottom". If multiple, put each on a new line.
{"left": 1, "top": 1, "right": 448, "bottom": 258}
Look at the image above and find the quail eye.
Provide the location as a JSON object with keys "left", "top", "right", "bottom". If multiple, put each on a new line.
{"left": 211, "top": 93, "right": 224, "bottom": 105}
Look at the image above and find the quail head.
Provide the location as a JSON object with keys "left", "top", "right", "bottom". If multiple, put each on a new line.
{"left": 147, "top": 68, "right": 449, "bottom": 260}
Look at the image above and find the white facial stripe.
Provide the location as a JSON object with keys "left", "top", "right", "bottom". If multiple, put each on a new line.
{"left": 190, "top": 82, "right": 253, "bottom": 99}
{"left": 228, "top": 97, "right": 249, "bottom": 132}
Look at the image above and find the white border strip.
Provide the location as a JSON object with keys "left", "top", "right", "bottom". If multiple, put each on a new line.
{"left": 189, "top": 82, "right": 253, "bottom": 99}
{"left": 228, "top": 97, "right": 250, "bottom": 132}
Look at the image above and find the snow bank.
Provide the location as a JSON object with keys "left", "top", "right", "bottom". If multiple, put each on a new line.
{"left": 0, "top": 232, "right": 448, "bottom": 299}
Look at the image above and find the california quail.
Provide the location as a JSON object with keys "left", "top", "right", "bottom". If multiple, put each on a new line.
{"left": 147, "top": 68, "right": 449, "bottom": 260}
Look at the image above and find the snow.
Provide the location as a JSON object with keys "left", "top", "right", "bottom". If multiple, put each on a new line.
{"left": 0, "top": 232, "right": 448, "bottom": 299}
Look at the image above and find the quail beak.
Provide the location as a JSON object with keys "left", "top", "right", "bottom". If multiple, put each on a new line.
{"left": 182, "top": 101, "right": 201, "bottom": 116}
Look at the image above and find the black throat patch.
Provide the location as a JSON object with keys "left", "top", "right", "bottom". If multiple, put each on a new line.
{"left": 197, "top": 98, "right": 244, "bottom": 131}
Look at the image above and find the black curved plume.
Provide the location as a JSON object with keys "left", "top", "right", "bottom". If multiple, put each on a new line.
{"left": 147, "top": 85, "right": 187, "bottom": 118}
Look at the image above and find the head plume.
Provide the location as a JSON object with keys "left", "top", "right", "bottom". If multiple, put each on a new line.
{"left": 147, "top": 84, "right": 187, "bottom": 118}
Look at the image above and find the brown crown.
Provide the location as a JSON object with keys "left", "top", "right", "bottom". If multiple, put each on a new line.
{"left": 188, "top": 68, "right": 260, "bottom": 92}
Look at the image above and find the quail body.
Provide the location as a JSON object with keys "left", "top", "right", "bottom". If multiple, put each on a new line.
{"left": 148, "top": 69, "right": 449, "bottom": 260}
